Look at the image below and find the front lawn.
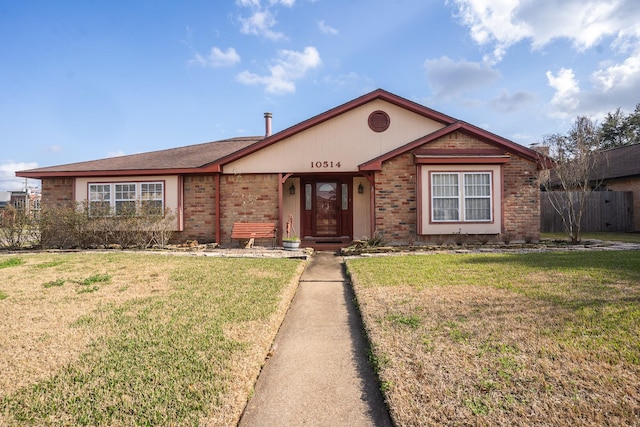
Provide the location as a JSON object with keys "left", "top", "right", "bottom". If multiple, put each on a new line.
{"left": 347, "top": 251, "right": 640, "bottom": 426}
{"left": 0, "top": 252, "right": 303, "bottom": 426}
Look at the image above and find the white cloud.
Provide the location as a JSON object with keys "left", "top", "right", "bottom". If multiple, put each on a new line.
{"left": 451, "top": 1, "right": 640, "bottom": 119}
{"left": 424, "top": 56, "right": 501, "bottom": 99}
{"left": 190, "top": 47, "right": 241, "bottom": 67}
{"left": 546, "top": 68, "right": 581, "bottom": 118}
{"left": 592, "top": 54, "right": 640, "bottom": 92}
{"left": 237, "top": 46, "right": 321, "bottom": 94}
{"left": 451, "top": 0, "right": 640, "bottom": 62}
{"left": 318, "top": 20, "right": 338, "bottom": 35}
{"left": 546, "top": 52, "right": 640, "bottom": 119}
{"left": 240, "top": 10, "right": 286, "bottom": 41}
{"left": 0, "top": 161, "right": 39, "bottom": 191}
{"left": 107, "top": 150, "right": 126, "bottom": 158}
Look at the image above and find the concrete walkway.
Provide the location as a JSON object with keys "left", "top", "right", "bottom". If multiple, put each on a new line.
{"left": 239, "top": 252, "right": 393, "bottom": 426}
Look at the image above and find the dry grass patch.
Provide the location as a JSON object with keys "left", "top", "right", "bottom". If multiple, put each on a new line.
{"left": 0, "top": 252, "right": 303, "bottom": 426}
{"left": 347, "top": 251, "right": 640, "bottom": 426}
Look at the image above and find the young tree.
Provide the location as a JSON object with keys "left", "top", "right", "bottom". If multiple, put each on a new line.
{"left": 540, "top": 116, "right": 605, "bottom": 244}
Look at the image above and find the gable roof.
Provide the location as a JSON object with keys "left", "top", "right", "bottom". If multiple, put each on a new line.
{"left": 17, "top": 137, "right": 261, "bottom": 178}
{"left": 215, "top": 88, "right": 457, "bottom": 167}
{"left": 359, "top": 121, "right": 549, "bottom": 170}
{"left": 597, "top": 143, "right": 640, "bottom": 181}
{"left": 17, "top": 88, "right": 547, "bottom": 179}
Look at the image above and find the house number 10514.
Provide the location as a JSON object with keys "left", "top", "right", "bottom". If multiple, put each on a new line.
{"left": 311, "top": 161, "right": 341, "bottom": 168}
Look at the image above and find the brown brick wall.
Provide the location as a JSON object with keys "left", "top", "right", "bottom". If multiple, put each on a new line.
{"left": 501, "top": 156, "right": 541, "bottom": 242}
{"left": 374, "top": 131, "right": 541, "bottom": 244}
{"left": 219, "top": 174, "right": 279, "bottom": 245}
{"left": 174, "top": 175, "right": 217, "bottom": 243}
{"left": 41, "top": 178, "right": 74, "bottom": 207}
{"left": 374, "top": 152, "right": 417, "bottom": 244}
{"left": 603, "top": 177, "right": 640, "bottom": 231}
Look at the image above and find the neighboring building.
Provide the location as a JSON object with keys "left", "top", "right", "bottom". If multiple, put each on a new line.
{"left": 0, "top": 189, "right": 41, "bottom": 216}
{"left": 594, "top": 143, "right": 640, "bottom": 231}
{"left": 16, "top": 89, "right": 548, "bottom": 248}
{"left": 0, "top": 191, "right": 10, "bottom": 209}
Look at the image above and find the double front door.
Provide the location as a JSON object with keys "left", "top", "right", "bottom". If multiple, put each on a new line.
{"left": 301, "top": 179, "right": 352, "bottom": 239}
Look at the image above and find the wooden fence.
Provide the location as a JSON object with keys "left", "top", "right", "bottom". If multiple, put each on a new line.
{"left": 541, "top": 191, "right": 633, "bottom": 232}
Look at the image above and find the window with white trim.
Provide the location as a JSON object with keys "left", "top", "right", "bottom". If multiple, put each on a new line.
{"left": 88, "top": 182, "right": 164, "bottom": 216}
{"left": 431, "top": 172, "right": 492, "bottom": 222}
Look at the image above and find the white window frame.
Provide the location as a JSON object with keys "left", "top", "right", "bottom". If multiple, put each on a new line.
{"left": 88, "top": 182, "right": 164, "bottom": 216}
{"left": 431, "top": 172, "right": 492, "bottom": 223}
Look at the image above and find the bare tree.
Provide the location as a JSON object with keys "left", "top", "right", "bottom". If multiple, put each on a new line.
{"left": 539, "top": 116, "right": 605, "bottom": 244}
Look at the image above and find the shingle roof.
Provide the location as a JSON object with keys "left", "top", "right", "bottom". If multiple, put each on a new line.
{"left": 597, "top": 143, "right": 640, "bottom": 180}
{"left": 17, "top": 136, "right": 262, "bottom": 177}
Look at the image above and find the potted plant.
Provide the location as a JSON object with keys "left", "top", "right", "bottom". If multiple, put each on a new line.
{"left": 283, "top": 214, "right": 300, "bottom": 250}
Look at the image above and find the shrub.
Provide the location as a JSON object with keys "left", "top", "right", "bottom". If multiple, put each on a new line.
{"left": 38, "top": 202, "right": 175, "bottom": 249}
{"left": 0, "top": 206, "right": 39, "bottom": 249}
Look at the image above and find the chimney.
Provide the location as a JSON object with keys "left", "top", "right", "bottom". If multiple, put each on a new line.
{"left": 264, "top": 112, "right": 272, "bottom": 137}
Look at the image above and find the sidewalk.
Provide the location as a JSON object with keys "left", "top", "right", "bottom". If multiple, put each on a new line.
{"left": 239, "top": 252, "right": 393, "bottom": 426}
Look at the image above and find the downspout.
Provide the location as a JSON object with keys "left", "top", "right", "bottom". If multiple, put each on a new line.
{"left": 368, "top": 173, "right": 376, "bottom": 238}
{"left": 278, "top": 173, "right": 283, "bottom": 246}
{"left": 215, "top": 173, "right": 221, "bottom": 244}
{"left": 279, "top": 173, "right": 294, "bottom": 246}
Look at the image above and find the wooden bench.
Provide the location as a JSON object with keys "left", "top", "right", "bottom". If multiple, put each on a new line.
{"left": 231, "top": 222, "right": 277, "bottom": 248}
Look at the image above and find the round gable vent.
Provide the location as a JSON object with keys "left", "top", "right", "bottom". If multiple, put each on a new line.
{"left": 368, "top": 110, "right": 390, "bottom": 132}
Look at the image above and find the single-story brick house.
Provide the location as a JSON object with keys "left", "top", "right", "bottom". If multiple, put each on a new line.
{"left": 17, "top": 89, "right": 549, "bottom": 248}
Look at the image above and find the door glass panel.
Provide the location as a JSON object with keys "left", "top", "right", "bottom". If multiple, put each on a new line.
{"left": 341, "top": 184, "right": 348, "bottom": 210}
{"left": 305, "top": 184, "right": 312, "bottom": 210}
{"left": 315, "top": 182, "right": 338, "bottom": 236}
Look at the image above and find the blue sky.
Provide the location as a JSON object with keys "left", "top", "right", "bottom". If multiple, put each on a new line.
{"left": 2, "top": 0, "right": 640, "bottom": 191}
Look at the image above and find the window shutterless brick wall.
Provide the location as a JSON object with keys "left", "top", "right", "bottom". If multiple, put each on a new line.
{"left": 374, "top": 131, "right": 541, "bottom": 244}
{"left": 175, "top": 175, "right": 217, "bottom": 243}
{"left": 41, "top": 178, "right": 74, "bottom": 207}
{"left": 219, "top": 174, "right": 279, "bottom": 245}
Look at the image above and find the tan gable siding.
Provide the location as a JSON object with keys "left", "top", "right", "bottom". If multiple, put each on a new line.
{"left": 224, "top": 99, "right": 446, "bottom": 174}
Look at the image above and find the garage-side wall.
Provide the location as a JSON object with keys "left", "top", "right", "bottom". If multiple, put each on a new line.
{"left": 219, "top": 174, "right": 279, "bottom": 246}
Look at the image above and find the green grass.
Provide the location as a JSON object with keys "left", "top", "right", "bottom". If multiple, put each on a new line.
{"left": 1, "top": 255, "right": 301, "bottom": 426}
{"left": 0, "top": 257, "right": 24, "bottom": 269}
{"left": 348, "top": 251, "right": 640, "bottom": 363}
{"left": 0, "top": 290, "right": 7, "bottom": 300}
{"left": 43, "top": 279, "right": 65, "bottom": 288}
{"left": 347, "top": 250, "right": 640, "bottom": 425}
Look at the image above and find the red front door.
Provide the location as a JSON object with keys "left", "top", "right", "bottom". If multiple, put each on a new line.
{"left": 302, "top": 179, "right": 352, "bottom": 239}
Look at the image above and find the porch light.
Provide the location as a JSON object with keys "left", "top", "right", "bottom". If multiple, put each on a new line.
{"left": 358, "top": 183, "right": 364, "bottom": 194}
{"left": 289, "top": 184, "right": 296, "bottom": 195}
